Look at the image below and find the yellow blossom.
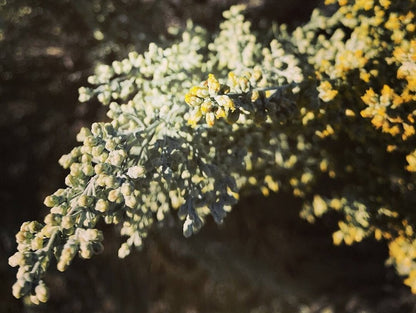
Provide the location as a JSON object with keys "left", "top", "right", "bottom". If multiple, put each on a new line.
{"left": 264, "top": 175, "right": 279, "bottom": 192}
{"left": 404, "top": 270, "right": 416, "bottom": 294}
{"left": 185, "top": 93, "right": 203, "bottom": 107}
{"left": 187, "top": 108, "right": 202, "bottom": 128}
{"left": 318, "top": 81, "right": 338, "bottom": 102}
{"left": 385, "top": 13, "right": 400, "bottom": 31}
{"left": 386, "top": 144, "right": 397, "bottom": 152}
{"left": 354, "top": 0, "right": 373, "bottom": 11}
{"left": 313, "top": 195, "right": 327, "bottom": 217}
{"left": 315, "top": 124, "right": 335, "bottom": 138}
{"left": 407, "top": 24, "right": 415, "bottom": 32}
{"left": 406, "top": 151, "right": 416, "bottom": 172}
{"left": 189, "top": 86, "right": 209, "bottom": 98}
{"left": 345, "top": 109, "right": 356, "bottom": 116}
{"left": 215, "top": 107, "right": 226, "bottom": 119}
{"left": 228, "top": 72, "right": 238, "bottom": 87}
{"left": 361, "top": 88, "right": 377, "bottom": 107}
{"left": 205, "top": 112, "right": 215, "bottom": 127}
{"left": 374, "top": 228, "right": 383, "bottom": 240}
{"left": 200, "top": 100, "right": 213, "bottom": 113}
{"left": 402, "top": 123, "right": 415, "bottom": 140}
{"left": 379, "top": 0, "right": 390, "bottom": 9}
{"left": 360, "top": 71, "right": 371, "bottom": 82}
{"left": 207, "top": 74, "right": 220, "bottom": 94}
{"left": 215, "top": 95, "right": 235, "bottom": 111}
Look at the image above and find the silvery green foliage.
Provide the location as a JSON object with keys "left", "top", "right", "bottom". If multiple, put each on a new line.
{"left": 16, "top": 1, "right": 416, "bottom": 303}
{"left": 10, "top": 0, "right": 416, "bottom": 302}
{"left": 10, "top": 5, "right": 319, "bottom": 303}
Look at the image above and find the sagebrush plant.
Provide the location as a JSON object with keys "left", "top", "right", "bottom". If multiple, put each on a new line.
{"left": 9, "top": 0, "right": 416, "bottom": 304}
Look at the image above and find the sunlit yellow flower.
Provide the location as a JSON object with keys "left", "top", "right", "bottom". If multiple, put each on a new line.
{"left": 380, "top": 0, "right": 391, "bottom": 9}
{"left": 215, "top": 95, "right": 235, "bottom": 111}
{"left": 187, "top": 108, "right": 202, "bottom": 128}
{"left": 207, "top": 74, "right": 220, "bottom": 94}
{"left": 361, "top": 88, "right": 377, "bottom": 106}
{"left": 318, "top": 81, "right": 338, "bottom": 102}
{"left": 215, "top": 107, "right": 227, "bottom": 119}
{"left": 406, "top": 151, "right": 416, "bottom": 172}
{"left": 324, "top": 0, "right": 337, "bottom": 5}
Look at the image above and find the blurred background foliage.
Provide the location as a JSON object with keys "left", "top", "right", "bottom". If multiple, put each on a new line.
{"left": 1, "top": 0, "right": 416, "bottom": 312}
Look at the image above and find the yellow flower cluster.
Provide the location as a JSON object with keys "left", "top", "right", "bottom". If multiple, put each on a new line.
{"left": 387, "top": 225, "right": 416, "bottom": 293}
{"left": 385, "top": 11, "right": 415, "bottom": 44}
{"left": 393, "top": 39, "right": 416, "bottom": 92}
{"left": 356, "top": 6, "right": 416, "bottom": 142}
{"left": 185, "top": 74, "right": 237, "bottom": 127}
{"left": 325, "top": 0, "right": 390, "bottom": 10}
{"left": 185, "top": 70, "right": 268, "bottom": 127}
{"left": 406, "top": 150, "right": 416, "bottom": 172}
{"left": 317, "top": 81, "right": 338, "bottom": 102}
{"left": 333, "top": 221, "right": 367, "bottom": 245}
{"left": 360, "top": 85, "right": 415, "bottom": 139}
{"left": 313, "top": 1, "right": 416, "bottom": 147}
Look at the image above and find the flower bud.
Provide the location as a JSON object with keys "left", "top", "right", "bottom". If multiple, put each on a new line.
{"left": 84, "top": 136, "right": 99, "bottom": 147}
{"left": 97, "top": 91, "right": 111, "bottom": 105}
{"left": 31, "top": 236, "right": 44, "bottom": 250}
{"left": 127, "top": 165, "right": 145, "bottom": 179}
{"left": 206, "top": 112, "right": 215, "bottom": 126}
{"left": 65, "top": 174, "right": 78, "bottom": 187}
{"left": 95, "top": 199, "right": 109, "bottom": 213}
{"left": 84, "top": 229, "right": 103, "bottom": 241}
{"left": 70, "top": 163, "right": 82, "bottom": 177}
{"left": 201, "top": 99, "right": 214, "bottom": 113}
{"left": 94, "top": 163, "right": 108, "bottom": 175}
{"left": 58, "top": 154, "right": 73, "bottom": 169}
{"left": 50, "top": 205, "right": 65, "bottom": 214}
{"left": 30, "top": 294, "right": 40, "bottom": 305}
{"left": 108, "top": 150, "right": 127, "bottom": 167}
{"left": 62, "top": 215, "right": 75, "bottom": 229}
{"left": 44, "top": 213, "right": 61, "bottom": 226}
{"left": 15, "top": 231, "right": 27, "bottom": 243}
{"left": 97, "top": 151, "right": 109, "bottom": 163}
{"left": 78, "top": 87, "right": 92, "bottom": 102}
{"left": 121, "top": 183, "right": 133, "bottom": 196}
{"left": 43, "top": 195, "right": 58, "bottom": 208}
{"left": 118, "top": 242, "right": 131, "bottom": 258}
{"left": 76, "top": 127, "right": 92, "bottom": 142}
{"left": 104, "top": 175, "right": 117, "bottom": 188}
{"left": 13, "top": 278, "right": 31, "bottom": 299}
{"left": 57, "top": 244, "right": 77, "bottom": 272}
{"left": 91, "top": 123, "right": 103, "bottom": 137}
{"left": 108, "top": 189, "right": 122, "bottom": 203}
{"left": 81, "top": 164, "right": 94, "bottom": 176}
{"left": 35, "top": 282, "right": 49, "bottom": 303}
{"left": 77, "top": 194, "right": 92, "bottom": 207}
{"left": 124, "top": 195, "right": 137, "bottom": 208}
{"left": 79, "top": 243, "right": 93, "bottom": 259}
{"left": 105, "top": 139, "right": 117, "bottom": 151}
{"left": 112, "top": 60, "right": 123, "bottom": 74}
{"left": 40, "top": 225, "right": 58, "bottom": 238}
{"left": 8, "top": 252, "right": 23, "bottom": 267}
{"left": 91, "top": 144, "right": 105, "bottom": 157}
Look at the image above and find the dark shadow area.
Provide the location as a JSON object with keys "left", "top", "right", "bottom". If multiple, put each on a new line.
{"left": 13, "top": 193, "right": 416, "bottom": 313}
